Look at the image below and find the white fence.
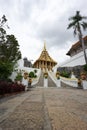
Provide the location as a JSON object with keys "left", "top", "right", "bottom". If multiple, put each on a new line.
{"left": 60, "top": 77, "right": 78, "bottom": 88}
{"left": 48, "top": 71, "right": 78, "bottom": 88}
{"left": 31, "top": 69, "right": 41, "bottom": 86}
{"left": 48, "top": 71, "right": 61, "bottom": 87}
{"left": 9, "top": 67, "right": 41, "bottom": 86}
{"left": 48, "top": 71, "right": 57, "bottom": 85}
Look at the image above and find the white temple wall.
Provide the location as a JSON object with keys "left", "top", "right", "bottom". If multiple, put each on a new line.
{"left": 9, "top": 59, "right": 40, "bottom": 81}
{"left": 56, "top": 49, "right": 87, "bottom": 69}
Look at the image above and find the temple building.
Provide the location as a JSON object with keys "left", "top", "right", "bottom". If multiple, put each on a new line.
{"left": 56, "top": 35, "right": 87, "bottom": 68}
{"left": 33, "top": 42, "right": 57, "bottom": 71}
{"left": 66, "top": 35, "right": 87, "bottom": 57}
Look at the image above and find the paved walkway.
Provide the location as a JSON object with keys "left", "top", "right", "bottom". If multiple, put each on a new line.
{"left": 0, "top": 88, "right": 87, "bottom": 130}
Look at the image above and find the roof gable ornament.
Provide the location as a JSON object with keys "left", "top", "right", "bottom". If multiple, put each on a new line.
{"left": 43, "top": 40, "right": 46, "bottom": 51}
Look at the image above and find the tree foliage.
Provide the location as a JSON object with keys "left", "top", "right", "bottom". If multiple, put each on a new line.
{"left": 0, "top": 15, "right": 21, "bottom": 80}
{"left": 0, "top": 15, "right": 7, "bottom": 45}
{"left": 60, "top": 71, "right": 70, "bottom": 78}
{"left": 67, "top": 11, "right": 87, "bottom": 36}
{"left": 67, "top": 11, "right": 87, "bottom": 64}
{"left": 0, "top": 61, "right": 13, "bottom": 80}
{"left": 0, "top": 34, "right": 21, "bottom": 63}
{"left": 83, "top": 64, "right": 87, "bottom": 72}
{"left": 15, "top": 72, "right": 23, "bottom": 81}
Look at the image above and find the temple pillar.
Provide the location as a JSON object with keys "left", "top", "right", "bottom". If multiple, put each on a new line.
{"left": 51, "top": 62, "right": 53, "bottom": 70}
{"left": 37, "top": 62, "right": 38, "bottom": 68}
{"left": 45, "top": 61, "right": 47, "bottom": 70}
{"left": 42, "top": 61, "right": 43, "bottom": 70}
{"left": 44, "top": 61, "right": 46, "bottom": 71}
{"left": 39, "top": 61, "right": 40, "bottom": 68}
{"left": 49, "top": 63, "right": 51, "bottom": 70}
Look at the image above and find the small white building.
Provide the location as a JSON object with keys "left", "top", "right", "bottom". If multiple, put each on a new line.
{"left": 10, "top": 59, "right": 40, "bottom": 81}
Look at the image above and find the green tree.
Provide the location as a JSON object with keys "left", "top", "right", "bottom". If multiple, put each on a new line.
{"left": 0, "top": 15, "right": 21, "bottom": 80}
{"left": 67, "top": 11, "right": 87, "bottom": 64}
{"left": 0, "top": 15, "right": 8, "bottom": 44}
{"left": 0, "top": 15, "right": 7, "bottom": 27}
{"left": 0, "top": 61, "right": 13, "bottom": 79}
{"left": 0, "top": 34, "right": 21, "bottom": 63}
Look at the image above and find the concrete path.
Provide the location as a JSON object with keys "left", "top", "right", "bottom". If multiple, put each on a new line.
{"left": 0, "top": 88, "right": 87, "bottom": 130}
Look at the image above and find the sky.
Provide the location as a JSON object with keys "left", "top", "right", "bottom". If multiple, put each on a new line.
{"left": 0, "top": 0, "right": 87, "bottom": 65}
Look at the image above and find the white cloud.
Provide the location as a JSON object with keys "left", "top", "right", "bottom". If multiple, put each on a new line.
{"left": 0, "top": 0, "right": 87, "bottom": 65}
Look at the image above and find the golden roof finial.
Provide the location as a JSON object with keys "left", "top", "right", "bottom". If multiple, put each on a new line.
{"left": 44, "top": 40, "right": 46, "bottom": 50}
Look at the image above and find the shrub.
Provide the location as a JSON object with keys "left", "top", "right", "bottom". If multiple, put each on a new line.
{"left": 29, "top": 71, "right": 35, "bottom": 78}
{"left": 0, "top": 81, "right": 25, "bottom": 95}
{"left": 34, "top": 75, "right": 37, "bottom": 78}
{"left": 34, "top": 69, "right": 37, "bottom": 73}
{"left": 15, "top": 72, "right": 23, "bottom": 81}
{"left": 83, "top": 64, "right": 87, "bottom": 72}
{"left": 60, "top": 71, "right": 70, "bottom": 78}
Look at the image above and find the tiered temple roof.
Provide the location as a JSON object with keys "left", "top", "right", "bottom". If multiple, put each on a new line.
{"left": 33, "top": 42, "right": 57, "bottom": 70}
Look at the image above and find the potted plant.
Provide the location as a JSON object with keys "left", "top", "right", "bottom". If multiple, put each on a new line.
{"left": 80, "top": 71, "right": 87, "bottom": 80}
{"left": 44, "top": 72, "right": 48, "bottom": 79}
{"left": 56, "top": 71, "right": 60, "bottom": 79}
{"left": 23, "top": 72, "right": 28, "bottom": 79}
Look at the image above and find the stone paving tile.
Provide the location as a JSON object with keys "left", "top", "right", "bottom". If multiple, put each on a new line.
{"left": 0, "top": 103, "right": 44, "bottom": 130}
{"left": 0, "top": 88, "right": 87, "bottom": 130}
{"left": 0, "top": 88, "right": 51, "bottom": 130}
{"left": 44, "top": 88, "right": 87, "bottom": 130}
{"left": 0, "top": 92, "right": 32, "bottom": 123}
{"left": 48, "top": 107, "right": 87, "bottom": 130}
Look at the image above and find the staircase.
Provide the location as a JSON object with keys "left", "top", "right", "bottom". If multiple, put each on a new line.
{"left": 48, "top": 75, "right": 56, "bottom": 87}
{"left": 33, "top": 72, "right": 44, "bottom": 87}
{"left": 33, "top": 71, "right": 57, "bottom": 87}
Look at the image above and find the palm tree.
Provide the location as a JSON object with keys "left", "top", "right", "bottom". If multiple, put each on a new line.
{"left": 67, "top": 11, "right": 87, "bottom": 64}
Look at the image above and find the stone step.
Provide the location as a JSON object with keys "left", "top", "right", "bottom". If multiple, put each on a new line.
{"left": 33, "top": 72, "right": 56, "bottom": 87}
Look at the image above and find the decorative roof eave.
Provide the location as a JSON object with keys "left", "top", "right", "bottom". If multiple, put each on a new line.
{"left": 66, "top": 51, "right": 70, "bottom": 56}
{"left": 66, "top": 35, "right": 87, "bottom": 56}
{"left": 33, "top": 41, "right": 57, "bottom": 65}
{"left": 34, "top": 59, "right": 57, "bottom": 64}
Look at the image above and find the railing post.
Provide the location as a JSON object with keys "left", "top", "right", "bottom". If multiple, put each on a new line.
{"left": 44, "top": 78, "right": 48, "bottom": 88}
{"left": 82, "top": 80, "right": 87, "bottom": 89}
{"left": 56, "top": 79, "right": 61, "bottom": 87}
